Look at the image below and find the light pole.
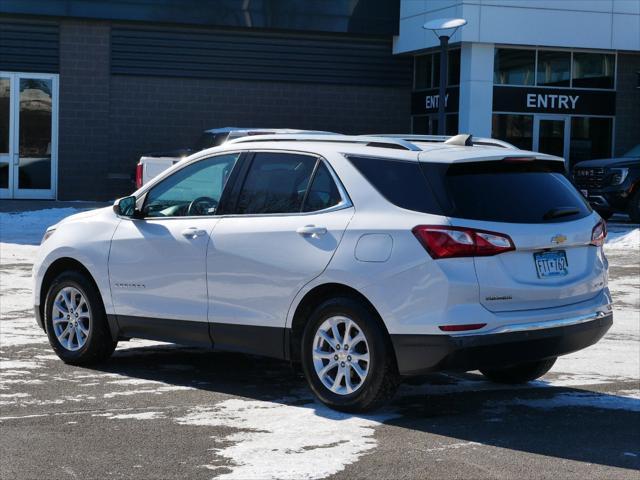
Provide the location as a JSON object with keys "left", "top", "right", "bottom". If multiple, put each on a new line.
{"left": 423, "top": 18, "right": 467, "bottom": 135}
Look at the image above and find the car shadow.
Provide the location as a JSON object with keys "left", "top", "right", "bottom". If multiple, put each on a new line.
{"left": 88, "top": 343, "right": 640, "bottom": 471}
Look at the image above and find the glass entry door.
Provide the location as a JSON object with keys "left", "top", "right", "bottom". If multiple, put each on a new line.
{"left": 533, "top": 115, "right": 570, "bottom": 168}
{"left": 0, "top": 72, "right": 58, "bottom": 199}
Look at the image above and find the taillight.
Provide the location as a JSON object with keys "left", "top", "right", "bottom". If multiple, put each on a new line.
{"left": 591, "top": 220, "right": 607, "bottom": 247}
{"left": 412, "top": 225, "right": 515, "bottom": 259}
{"left": 135, "top": 163, "right": 143, "bottom": 189}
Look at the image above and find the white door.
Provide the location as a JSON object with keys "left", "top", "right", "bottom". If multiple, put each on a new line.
{"left": 206, "top": 151, "right": 353, "bottom": 356}
{"left": 533, "top": 115, "right": 570, "bottom": 168}
{"left": 109, "top": 152, "right": 241, "bottom": 345}
{"left": 0, "top": 72, "right": 59, "bottom": 199}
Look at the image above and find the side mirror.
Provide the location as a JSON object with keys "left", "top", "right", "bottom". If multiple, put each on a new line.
{"left": 113, "top": 196, "right": 140, "bottom": 218}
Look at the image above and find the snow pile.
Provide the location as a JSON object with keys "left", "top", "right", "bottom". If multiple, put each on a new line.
{"left": 176, "top": 399, "right": 396, "bottom": 480}
{"left": 0, "top": 208, "right": 78, "bottom": 245}
{"left": 605, "top": 227, "right": 640, "bottom": 251}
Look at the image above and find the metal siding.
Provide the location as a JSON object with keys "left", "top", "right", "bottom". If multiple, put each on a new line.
{"left": 0, "top": 20, "right": 59, "bottom": 72}
{"left": 111, "top": 27, "right": 410, "bottom": 86}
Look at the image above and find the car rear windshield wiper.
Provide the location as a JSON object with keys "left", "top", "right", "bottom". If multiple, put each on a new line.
{"left": 543, "top": 207, "right": 580, "bottom": 221}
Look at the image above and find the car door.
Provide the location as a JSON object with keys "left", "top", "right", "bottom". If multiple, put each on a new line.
{"left": 206, "top": 151, "right": 354, "bottom": 357}
{"left": 109, "top": 152, "right": 241, "bottom": 346}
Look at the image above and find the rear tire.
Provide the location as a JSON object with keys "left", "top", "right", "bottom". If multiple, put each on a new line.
{"left": 301, "top": 296, "right": 399, "bottom": 412}
{"left": 628, "top": 190, "right": 640, "bottom": 223}
{"left": 44, "top": 271, "right": 117, "bottom": 365}
{"left": 480, "top": 358, "right": 556, "bottom": 384}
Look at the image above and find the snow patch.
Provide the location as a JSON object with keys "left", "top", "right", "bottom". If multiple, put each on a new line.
{"left": 175, "top": 399, "right": 396, "bottom": 480}
{"left": 605, "top": 227, "right": 640, "bottom": 250}
{"left": 98, "top": 411, "right": 165, "bottom": 420}
{"left": 0, "top": 208, "right": 79, "bottom": 245}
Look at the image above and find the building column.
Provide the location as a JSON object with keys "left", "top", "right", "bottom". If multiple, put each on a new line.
{"left": 458, "top": 42, "right": 494, "bottom": 138}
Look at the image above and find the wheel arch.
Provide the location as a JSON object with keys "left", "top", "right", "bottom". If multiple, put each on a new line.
{"left": 288, "top": 282, "right": 393, "bottom": 364}
{"left": 39, "top": 258, "right": 104, "bottom": 333}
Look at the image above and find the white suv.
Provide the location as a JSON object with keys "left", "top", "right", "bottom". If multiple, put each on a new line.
{"left": 33, "top": 134, "right": 613, "bottom": 412}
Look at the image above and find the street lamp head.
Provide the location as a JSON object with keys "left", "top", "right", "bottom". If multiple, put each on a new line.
{"left": 423, "top": 18, "right": 467, "bottom": 39}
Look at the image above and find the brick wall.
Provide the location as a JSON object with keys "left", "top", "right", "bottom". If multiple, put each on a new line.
{"left": 58, "top": 20, "right": 111, "bottom": 200}
{"left": 106, "top": 76, "right": 410, "bottom": 198}
{"left": 55, "top": 20, "right": 411, "bottom": 200}
{"left": 615, "top": 53, "right": 640, "bottom": 156}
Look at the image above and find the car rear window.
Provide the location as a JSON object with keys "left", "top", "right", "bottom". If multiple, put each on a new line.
{"left": 349, "top": 155, "right": 591, "bottom": 223}
{"left": 347, "top": 156, "right": 444, "bottom": 214}
{"left": 421, "top": 160, "right": 592, "bottom": 223}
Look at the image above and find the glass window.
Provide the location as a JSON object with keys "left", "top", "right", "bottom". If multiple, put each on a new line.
{"left": 492, "top": 114, "right": 533, "bottom": 150}
{"left": 412, "top": 116, "right": 429, "bottom": 134}
{"left": 494, "top": 49, "right": 535, "bottom": 85}
{"left": 414, "top": 55, "right": 431, "bottom": 90}
{"left": 0, "top": 78, "right": 8, "bottom": 155}
{"left": 573, "top": 53, "right": 615, "bottom": 88}
{"left": 348, "top": 156, "right": 443, "bottom": 214}
{"left": 236, "top": 152, "right": 317, "bottom": 214}
{"left": 143, "top": 153, "right": 239, "bottom": 217}
{"left": 0, "top": 77, "right": 8, "bottom": 189}
{"left": 302, "top": 162, "right": 342, "bottom": 212}
{"left": 421, "top": 160, "right": 591, "bottom": 223}
{"left": 446, "top": 114, "right": 459, "bottom": 136}
{"left": 433, "top": 50, "right": 460, "bottom": 87}
{"left": 448, "top": 49, "right": 461, "bottom": 86}
{"left": 537, "top": 50, "right": 571, "bottom": 86}
{"left": 18, "top": 79, "right": 52, "bottom": 190}
{"left": 569, "top": 117, "right": 613, "bottom": 168}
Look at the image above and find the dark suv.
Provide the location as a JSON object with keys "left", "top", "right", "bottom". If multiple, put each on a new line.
{"left": 573, "top": 145, "right": 640, "bottom": 222}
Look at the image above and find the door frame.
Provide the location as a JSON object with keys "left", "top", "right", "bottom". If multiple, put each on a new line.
{"left": 533, "top": 114, "right": 570, "bottom": 169}
{"left": 0, "top": 71, "right": 59, "bottom": 200}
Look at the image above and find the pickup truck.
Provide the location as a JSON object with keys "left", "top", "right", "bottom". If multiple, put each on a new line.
{"left": 572, "top": 144, "right": 640, "bottom": 222}
{"left": 134, "top": 128, "right": 333, "bottom": 188}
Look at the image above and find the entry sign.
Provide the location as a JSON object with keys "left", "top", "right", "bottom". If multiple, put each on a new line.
{"left": 493, "top": 86, "right": 616, "bottom": 116}
{"left": 411, "top": 87, "right": 459, "bottom": 115}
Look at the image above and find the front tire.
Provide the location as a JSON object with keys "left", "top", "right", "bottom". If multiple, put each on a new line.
{"left": 44, "top": 271, "right": 117, "bottom": 365}
{"left": 301, "top": 296, "right": 399, "bottom": 412}
{"left": 480, "top": 358, "right": 556, "bottom": 384}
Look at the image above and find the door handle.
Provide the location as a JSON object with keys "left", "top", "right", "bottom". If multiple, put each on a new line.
{"left": 181, "top": 227, "right": 207, "bottom": 239}
{"left": 13, "top": 153, "right": 19, "bottom": 166}
{"left": 296, "top": 225, "right": 327, "bottom": 238}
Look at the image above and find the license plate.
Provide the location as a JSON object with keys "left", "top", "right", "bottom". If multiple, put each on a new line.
{"left": 534, "top": 250, "right": 569, "bottom": 278}
{"left": 580, "top": 189, "right": 588, "bottom": 197}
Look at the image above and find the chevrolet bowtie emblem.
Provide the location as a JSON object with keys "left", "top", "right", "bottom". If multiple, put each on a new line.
{"left": 551, "top": 234, "right": 567, "bottom": 244}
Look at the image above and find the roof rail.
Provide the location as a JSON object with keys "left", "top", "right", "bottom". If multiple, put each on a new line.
{"left": 226, "top": 134, "right": 422, "bottom": 151}
{"left": 370, "top": 134, "right": 518, "bottom": 150}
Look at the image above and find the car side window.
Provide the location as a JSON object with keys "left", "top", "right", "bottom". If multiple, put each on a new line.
{"left": 142, "top": 153, "right": 240, "bottom": 217}
{"left": 235, "top": 152, "right": 317, "bottom": 214}
{"left": 302, "top": 161, "right": 342, "bottom": 212}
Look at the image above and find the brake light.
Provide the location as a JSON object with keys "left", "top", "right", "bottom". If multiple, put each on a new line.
{"left": 135, "top": 163, "right": 143, "bottom": 189}
{"left": 412, "top": 225, "right": 515, "bottom": 259}
{"left": 591, "top": 220, "right": 607, "bottom": 247}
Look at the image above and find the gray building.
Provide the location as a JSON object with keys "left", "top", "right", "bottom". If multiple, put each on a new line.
{"left": 0, "top": 0, "right": 410, "bottom": 200}
{"left": 1, "top": 1, "right": 639, "bottom": 201}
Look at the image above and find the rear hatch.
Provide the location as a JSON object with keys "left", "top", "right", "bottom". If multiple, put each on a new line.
{"left": 420, "top": 156, "right": 607, "bottom": 312}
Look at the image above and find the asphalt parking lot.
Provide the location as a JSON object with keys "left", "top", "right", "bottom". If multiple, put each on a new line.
{"left": 1, "top": 209, "right": 638, "bottom": 480}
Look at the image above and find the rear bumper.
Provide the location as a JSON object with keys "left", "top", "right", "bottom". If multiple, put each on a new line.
{"left": 391, "top": 312, "right": 612, "bottom": 376}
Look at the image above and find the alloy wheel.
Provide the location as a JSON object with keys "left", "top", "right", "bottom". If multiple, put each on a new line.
{"left": 312, "top": 316, "right": 370, "bottom": 395}
{"left": 52, "top": 286, "right": 91, "bottom": 351}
